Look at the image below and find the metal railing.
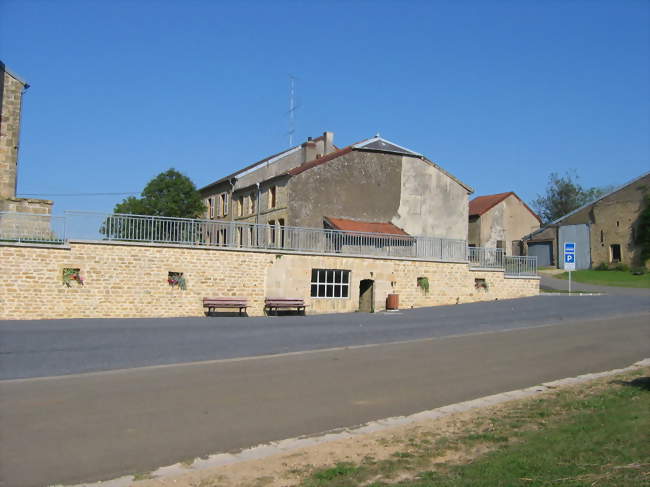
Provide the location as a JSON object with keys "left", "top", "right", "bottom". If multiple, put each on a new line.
{"left": 64, "top": 211, "right": 469, "bottom": 261}
{"left": 467, "top": 246, "right": 504, "bottom": 269}
{"left": 504, "top": 256, "right": 538, "bottom": 277}
{"left": 0, "top": 211, "right": 537, "bottom": 276}
{"left": 0, "top": 212, "right": 66, "bottom": 244}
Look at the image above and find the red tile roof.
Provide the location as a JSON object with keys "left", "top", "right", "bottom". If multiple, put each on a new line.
{"left": 324, "top": 216, "right": 410, "bottom": 236}
{"left": 469, "top": 192, "right": 541, "bottom": 223}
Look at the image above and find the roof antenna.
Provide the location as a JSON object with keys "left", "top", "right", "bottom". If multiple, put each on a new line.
{"left": 287, "top": 75, "right": 298, "bottom": 147}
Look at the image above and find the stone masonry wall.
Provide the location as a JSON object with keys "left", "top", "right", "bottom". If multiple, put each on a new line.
{"left": 0, "top": 241, "right": 539, "bottom": 320}
{"left": 0, "top": 67, "right": 25, "bottom": 200}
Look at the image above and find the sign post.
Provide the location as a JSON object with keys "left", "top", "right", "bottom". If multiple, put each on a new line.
{"left": 564, "top": 242, "right": 576, "bottom": 294}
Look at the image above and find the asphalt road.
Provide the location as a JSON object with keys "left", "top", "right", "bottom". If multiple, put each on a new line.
{"left": 1, "top": 294, "right": 649, "bottom": 379}
{"left": 1, "top": 312, "right": 649, "bottom": 487}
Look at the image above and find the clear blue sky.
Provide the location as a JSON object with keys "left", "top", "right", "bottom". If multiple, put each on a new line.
{"left": 1, "top": 0, "right": 648, "bottom": 216}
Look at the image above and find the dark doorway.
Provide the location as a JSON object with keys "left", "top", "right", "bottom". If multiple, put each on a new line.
{"left": 359, "top": 279, "right": 374, "bottom": 313}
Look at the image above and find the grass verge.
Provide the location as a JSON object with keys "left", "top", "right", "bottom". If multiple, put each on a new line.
{"left": 300, "top": 369, "right": 650, "bottom": 487}
{"left": 557, "top": 269, "right": 650, "bottom": 288}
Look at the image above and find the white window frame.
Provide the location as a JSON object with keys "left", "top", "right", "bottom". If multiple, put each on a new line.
{"left": 310, "top": 269, "right": 350, "bottom": 299}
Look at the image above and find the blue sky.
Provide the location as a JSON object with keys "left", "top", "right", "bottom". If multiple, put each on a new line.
{"left": 1, "top": 0, "right": 648, "bottom": 216}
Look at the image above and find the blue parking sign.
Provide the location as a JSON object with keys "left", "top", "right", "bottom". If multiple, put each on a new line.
{"left": 564, "top": 242, "right": 576, "bottom": 271}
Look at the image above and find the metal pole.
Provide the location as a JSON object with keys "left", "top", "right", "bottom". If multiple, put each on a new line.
{"left": 569, "top": 270, "right": 572, "bottom": 294}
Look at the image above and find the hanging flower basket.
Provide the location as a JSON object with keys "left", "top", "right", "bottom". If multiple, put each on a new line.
{"left": 63, "top": 268, "right": 84, "bottom": 287}
{"left": 168, "top": 272, "right": 187, "bottom": 290}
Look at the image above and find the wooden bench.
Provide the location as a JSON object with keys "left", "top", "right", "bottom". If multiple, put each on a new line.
{"left": 264, "top": 298, "right": 308, "bottom": 315}
{"left": 203, "top": 297, "right": 249, "bottom": 316}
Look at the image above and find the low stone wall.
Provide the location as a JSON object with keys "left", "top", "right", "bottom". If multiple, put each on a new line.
{"left": 0, "top": 241, "right": 539, "bottom": 320}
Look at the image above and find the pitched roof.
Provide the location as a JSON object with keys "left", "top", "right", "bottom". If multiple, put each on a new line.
{"left": 469, "top": 192, "right": 541, "bottom": 223}
{"left": 324, "top": 216, "right": 410, "bottom": 236}
{"left": 548, "top": 171, "right": 650, "bottom": 226}
{"left": 352, "top": 135, "right": 422, "bottom": 156}
{"left": 287, "top": 146, "right": 353, "bottom": 176}
{"left": 288, "top": 136, "right": 422, "bottom": 177}
{"left": 199, "top": 134, "right": 330, "bottom": 192}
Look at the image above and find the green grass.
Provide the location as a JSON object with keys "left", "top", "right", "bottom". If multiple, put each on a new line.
{"left": 299, "top": 371, "right": 650, "bottom": 487}
{"left": 558, "top": 269, "right": 650, "bottom": 288}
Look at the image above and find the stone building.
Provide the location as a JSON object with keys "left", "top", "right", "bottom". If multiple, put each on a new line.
{"left": 199, "top": 132, "right": 473, "bottom": 242}
{"left": 468, "top": 192, "right": 540, "bottom": 255}
{"left": 523, "top": 172, "right": 650, "bottom": 269}
{"left": 0, "top": 62, "right": 52, "bottom": 215}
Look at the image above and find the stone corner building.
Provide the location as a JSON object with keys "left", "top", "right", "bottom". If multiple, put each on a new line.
{"left": 468, "top": 191, "right": 541, "bottom": 255}
{"left": 0, "top": 61, "right": 52, "bottom": 215}
{"left": 199, "top": 132, "right": 474, "bottom": 241}
{"left": 524, "top": 171, "right": 650, "bottom": 269}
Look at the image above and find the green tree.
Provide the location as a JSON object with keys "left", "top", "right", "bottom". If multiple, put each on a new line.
{"left": 532, "top": 172, "right": 611, "bottom": 224}
{"left": 100, "top": 169, "right": 206, "bottom": 242}
{"left": 636, "top": 194, "right": 650, "bottom": 266}
{"left": 113, "top": 168, "right": 205, "bottom": 218}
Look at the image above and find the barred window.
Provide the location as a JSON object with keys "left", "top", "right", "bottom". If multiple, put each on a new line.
{"left": 310, "top": 269, "right": 350, "bottom": 298}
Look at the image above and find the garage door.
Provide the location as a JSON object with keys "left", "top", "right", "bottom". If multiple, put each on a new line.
{"left": 527, "top": 242, "right": 552, "bottom": 268}
{"left": 558, "top": 224, "right": 591, "bottom": 270}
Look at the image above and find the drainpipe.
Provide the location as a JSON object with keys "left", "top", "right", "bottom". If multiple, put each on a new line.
{"left": 14, "top": 82, "right": 30, "bottom": 198}
{"left": 255, "top": 182, "right": 261, "bottom": 225}
{"left": 228, "top": 177, "right": 236, "bottom": 221}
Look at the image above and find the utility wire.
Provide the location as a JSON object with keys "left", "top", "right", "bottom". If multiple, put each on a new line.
{"left": 17, "top": 192, "right": 141, "bottom": 197}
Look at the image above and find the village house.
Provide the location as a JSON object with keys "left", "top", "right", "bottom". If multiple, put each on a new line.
{"left": 468, "top": 192, "right": 541, "bottom": 256}
{"left": 199, "top": 132, "right": 473, "bottom": 245}
{"left": 523, "top": 171, "right": 650, "bottom": 269}
{"left": 0, "top": 78, "right": 539, "bottom": 321}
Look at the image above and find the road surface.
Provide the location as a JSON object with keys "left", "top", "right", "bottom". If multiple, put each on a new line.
{"left": 0, "top": 304, "right": 648, "bottom": 486}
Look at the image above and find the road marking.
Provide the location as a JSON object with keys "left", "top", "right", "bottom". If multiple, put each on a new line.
{"left": 4, "top": 311, "right": 649, "bottom": 384}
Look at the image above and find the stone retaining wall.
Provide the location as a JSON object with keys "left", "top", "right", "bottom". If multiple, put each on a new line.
{"left": 0, "top": 241, "right": 539, "bottom": 320}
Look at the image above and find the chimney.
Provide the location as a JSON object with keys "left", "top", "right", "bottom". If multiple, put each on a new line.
{"left": 323, "top": 131, "right": 334, "bottom": 155}
{"left": 301, "top": 139, "right": 317, "bottom": 164}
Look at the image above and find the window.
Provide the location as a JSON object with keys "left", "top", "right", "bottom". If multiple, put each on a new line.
{"left": 208, "top": 198, "right": 214, "bottom": 219}
{"left": 269, "top": 186, "right": 277, "bottom": 209}
{"left": 311, "top": 269, "right": 350, "bottom": 298}
{"left": 217, "top": 193, "right": 226, "bottom": 217}
{"left": 268, "top": 220, "right": 276, "bottom": 246}
{"left": 248, "top": 194, "right": 255, "bottom": 215}
{"left": 222, "top": 193, "right": 228, "bottom": 216}
{"left": 237, "top": 227, "right": 243, "bottom": 247}
{"left": 238, "top": 197, "right": 243, "bottom": 217}
{"left": 610, "top": 244, "right": 621, "bottom": 263}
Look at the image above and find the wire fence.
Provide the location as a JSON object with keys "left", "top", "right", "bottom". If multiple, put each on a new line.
{"left": 0, "top": 212, "right": 66, "bottom": 244}
{"left": 0, "top": 211, "right": 537, "bottom": 275}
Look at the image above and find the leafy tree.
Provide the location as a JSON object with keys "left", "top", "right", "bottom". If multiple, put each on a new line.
{"left": 113, "top": 168, "right": 205, "bottom": 218}
{"left": 101, "top": 169, "right": 205, "bottom": 241}
{"left": 532, "top": 172, "right": 611, "bottom": 224}
{"left": 636, "top": 194, "right": 650, "bottom": 266}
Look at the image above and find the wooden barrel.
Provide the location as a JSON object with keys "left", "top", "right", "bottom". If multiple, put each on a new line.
{"left": 386, "top": 293, "right": 399, "bottom": 310}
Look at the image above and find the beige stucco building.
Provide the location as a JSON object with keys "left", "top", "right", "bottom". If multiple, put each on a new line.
{"left": 468, "top": 192, "right": 540, "bottom": 255}
{"left": 199, "top": 132, "right": 473, "bottom": 242}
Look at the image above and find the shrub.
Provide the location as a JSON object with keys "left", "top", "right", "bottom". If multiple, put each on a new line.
{"left": 595, "top": 262, "right": 609, "bottom": 271}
